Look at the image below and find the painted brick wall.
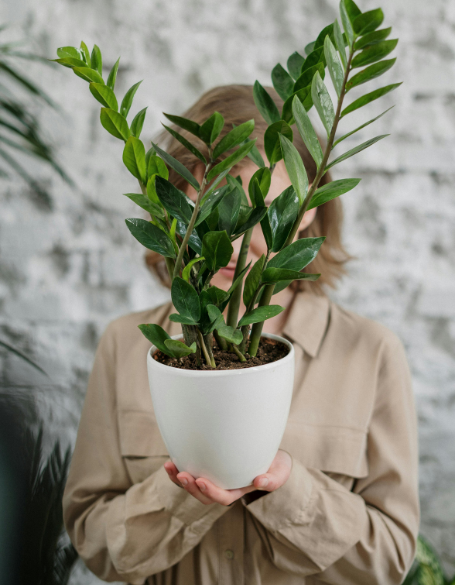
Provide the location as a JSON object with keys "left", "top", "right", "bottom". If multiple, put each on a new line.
{"left": 1, "top": 0, "right": 454, "bottom": 582}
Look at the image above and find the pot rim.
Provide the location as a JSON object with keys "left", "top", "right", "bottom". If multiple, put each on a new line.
{"left": 147, "top": 332, "right": 294, "bottom": 377}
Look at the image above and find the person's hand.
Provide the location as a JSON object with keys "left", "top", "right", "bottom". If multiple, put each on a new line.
{"left": 164, "top": 449, "right": 292, "bottom": 506}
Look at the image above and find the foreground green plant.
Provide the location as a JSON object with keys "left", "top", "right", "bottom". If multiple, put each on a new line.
{"left": 403, "top": 535, "right": 455, "bottom": 585}
{"left": 54, "top": 0, "right": 401, "bottom": 367}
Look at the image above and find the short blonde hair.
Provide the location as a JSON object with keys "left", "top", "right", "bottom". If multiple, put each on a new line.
{"left": 145, "top": 84, "right": 353, "bottom": 295}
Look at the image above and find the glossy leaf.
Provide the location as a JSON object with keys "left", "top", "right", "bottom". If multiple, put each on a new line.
{"left": 353, "top": 9, "right": 384, "bottom": 35}
{"left": 213, "top": 119, "right": 255, "bottom": 159}
{"left": 182, "top": 257, "right": 205, "bottom": 282}
{"left": 176, "top": 221, "right": 203, "bottom": 255}
{"left": 264, "top": 121, "right": 293, "bottom": 165}
{"left": 341, "top": 82, "right": 402, "bottom": 117}
{"left": 300, "top": 47, "right": 325, "bottom": 76}
{"left": 333, "top": 19, "right": 347, "bottom": 70}
{"left": 324, "top": 36, "right": 344, "bottom": 97}
{"left": 73, "top": 66, "right": 104, "bottom": 84}
{"left": 351, "top": 39, "right": 398, "bottom": 69}
{"left": 246, "top": 139, "right": 266, "bottom": 168}
{"left": 202, "top": 231, "right": 233, "bottom": 271}
{"left": 279, "top": 134, "right": 308, "bottom": 205}
{"left": 53, "top": 57, "right": 86, "bottom": 69}
{"left": 152, "top": 142, "right": 200, "bottom": 191}
{"left": 293, "top": 62, "right": 326, "bottom": 93}
{"left": 196, "top": 185, "right": 231, "bottom": 226}
{"left": 253, "top": 81, "right": 280, "bottom": 125}
{"left": 124, "top": 193, "right": 165, "bottom": 219}
{"left": 168, "top": 314, "right": 199, "bottom": 326}
{"left": 248, "top": 167, "right": 271, "bottom": 202}
{"left": 163, "top": 113, "right": 201, "bottom": 139}
{"left": 311, "top": 71, "right": 335, "bottom": 137}
{"left": 138, "top": 324, "right": 172, "bottom": 356}
{"left": 120, "top": 80, "right": 142, "bottom": 118}
{"left": 202, "top": 169, "right": 231, "bottom": 202}
{"left": 268, "top": 186, "right": 300, "bottom": 252}
{"left": 354, "top": 27, "right": 392, "bottom": 51}
{"left": 199, "top": 111, "right": 224, "bottom": 145}
{"left": 307, "top": 178, "right": 361, "bottom": 210}
{"left": 232, "top": 207, "right": 268, "bottom": 238}
{"left": 155, "top": 176, "right": 194, "bottom": 224}
{"left": 340, "top": 0, "right": 355, "bottom": 47}
{"left": 162, "top": 123, "right": 206, "bottom": 163}
{"left": 100, "top": 108, "right": 130, "bottom": 141}
{"left": 123, "top": 136, "right": 147, "bottom": 183}
{"left": 282, "top": 87, "right": 312, "bottom": 123}
{"left": 217, "top": 325, "right": 243, "bottom": 345}
{"left": 171, "top": 277, "right": 201, "bottom": 323}
{"left": 261, "top": 268, "right": 320, "bottom": 283}
{"left": 164, "top": 339, "right": 197, "bottom": 358}
{"left": 326, "top": 135, "right": 389, "bottom": 171}
{"left": 292, "top": 96, "right": 323, "bottom": 168}
{"left": 206, "top": 304, "right": 225, "bottom": 330}
{"left": 131, "top": 107, "right": 148, "bottom": 138}
{"left": 125, "top": 218, "right": 176, "bottom": 257}
{"left": 287, "top": 51, "right": 306, "bottom": 80}
{"left": 217, "top": 188, "right": 242, "bottom": 235}
{"left": 238, "top": 305, "right": 284, "bottom": 327}
{"left": 347, "top": 59, "right": 396, "bottom": 91}
{"left": 244, "top": 254, "right": 266, "bottom": 307}
{"left": 80, "top": 42, "right": 91, "bottom": 65}
{"left": 91, "top": 44, "right": 102, "bottom": 76}
{"left": 107, "top": 57, "right": 120, "bottom": 90}
{"left": 226, "top": 175, "right": 249, "bottom": 206}
{"left": 333, "top": 106, "right": 394, "bottom": 146}
{"left": 57, "top": 46, "right": 82, "bottom": 60}
{"left": 343, "top": 0, "right": 361, "bottom": 22}
{"left": 271, "top": 63, "right": 294, "bottom": 101}
{"left": 304, "top": 42, "right": 316, "bottom": 56}
{"left": 268, "top": 237, "right": 326, "bottom": 271}
{"left": 207, "top": 140, "right": 256, "bottom": 182}
{"left": 314, "top": 23, "right": 336, "bottom": 51}
{"left": 89, "top": 82, "right": 118, "bottom": 110}
{"left": 147, "top": 154, "right": 169, "bottom": 181}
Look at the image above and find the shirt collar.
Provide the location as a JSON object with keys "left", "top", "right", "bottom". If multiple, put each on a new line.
{"left": 282, "top": 291, "right": 331, "bottom": 358}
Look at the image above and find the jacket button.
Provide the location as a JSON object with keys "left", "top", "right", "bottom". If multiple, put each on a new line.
{"left": 225, "top": 550, "right": 234, "bottom": 560}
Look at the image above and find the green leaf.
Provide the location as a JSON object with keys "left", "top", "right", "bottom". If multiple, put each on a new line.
{"left": 333, "top": 19, "right": 347, "bottom": 70}
{"left": 227, "top": 175, "right": 249, "bottom": 206}
{"left": 253, "top": 81, "right": 280, "bottom": 125}
{"left": 334, "top": 106, "right": 394, "bottom": 147}
{"left": 202, "top": 231, "right": 234, "bottom": 271}
{"left": 163, "top": 113, "right": 201, "bottom": 139}
{"left": 147, "top": 154, "right": 169, "bottom": 181}
{"left": 314, "top": 23, "right": 335, "bottom": 51}
{"left": 196, "top": 185, "right": 231, "bottom": 226}
{"left": 207, "top": 140, "right": 257, "bottom": 182}
{"left": 414, "top": 536, "right": 446, "bottom": 585}
{"left": 324, "top": 36, "right": 344, "bottom": 98}
{"left": 138, "top": 324, "right": 172, "bottom": 356}
{"left": 271, "top": 63, "right": 294, "bottom": 101}
{"left": 123, "top": 136, "right": 147, "bottom": 182}
{"left": 125, "top": 218, "right": 176, "bottom": 257}
{"left": 124, "top": 193, "right": 165, "bottom": 218}
{"left": 282, "top": 87, "right": 312, "bottom": 124}
{"left": 162, "top": 124, "right": 206, "bottom": 163}
{"left": 57, "top": 46, "right": 83, "bottom": 60}
{"left": 340, "top": 0, "right": 355, "bottom": 47}
{"left": 351, "top": 40, "right": 398, "bottom": 69}
{"left": 268, "top": 236, "right": 326, "bottom": 271}
{"left": 73, "top": 66, "right": 104, "bottom": 84}
{"left": 354, "top": 27, "right": 392, "bottom": 51}
{"left": 171, "top": 277, "right": 201, "bottom": 323}
{"left": 130, "top": 107, "right": 148, "bottom": 138}
{"left": 246, "top": 140, "right": 266, "bottom": 168}
{"left": 238, "top": 305, "right": 284, "bottom": 327}
{"left": 120, "top": 80, "right": 142, "bottom": 118}
{"left": 89, "top": 82, "right": 118, "bottom": 110}
{"left": 206, "top": 287, "right": 229, "bottom": 308}
{"left": 176, "top": 221, "right": 203, "bottom": 255}
{"left": 199, "top": 111, "right": 224, "bottom": 145}
{"left": 164, "top": 339, "right": 197, "bottom": 358}
{"left": 346, "top": 59, "right": 396, "bottom": 91}
{"left": 353, "top": 9, "right": 384, "bottom": 35}
{"left": 206, "top": 304, "right": 225, "bottom": 331}
{"left": 292, "top": 97, "right": 323, "bottom": 168}
{"left": 155, "top": 176, "right": 194, "bottom": 224}
{"left": 225, "top": 262, "right": 251, "bottom": 302}
{"left": 152, "top": 142, "right": 200, "bottom": 191}
{"left": 100, "top": 108, "right": 130, "bottom": 141}
{"left": 216, "top": 325, "right": 243, "bottom": 345}
{"left": 91, "top": 44, "right": 102, "bottom": 76}
{"left": 279, "top": 134, "right": 308, "bottom": 205}
{"left": 341, "top": 82, "right": 402, "bottom": 117}
{"left": 311, "top": 71, "right": 335, "bottom": 138}
{"left": 343, "top": 0, "right": 361, "bottom": 22}
{"left": 307, "top": 178, "right": 361, "bottom": 210}
{"left": 80, "top": 41, "right": 91, "bottom": 65}
{"left": 53, "top": 57, "right": 87, "bottom": 69}
{"left": 326, "top": 135, "right": 389, "bottom": 171}
{"left": 264, "top": 121, "right": 293, "bottom": 165}
{"left": 244, "top": 254, "right": 266, "bottom": 307}
{"left": 213, "top": 119, "right": 255, "bottom": 160}
{"left": 168, "top": 314, "right": 198, "bottom": 326}
{"left": 217, "top": 187, "right": 242, "bottom": 235}
{"left": 107, "top": 57, "right": 120, "bottom": 90}
{"left": 268, "top": 185, "right": 300, "bottom": 252}
{"left": 182, "top": 257, "right": 205, "bottom": 282}
{"left": 287, "top": 51, "right": 306, "bottom": 80}
{"left": 261, "top": 268, "right": 321, "bottom": 283}
{"left": 232, "top": 207, "right": 268, "bottom": 238}
{"left": 293, "top": 62, "right": 325, "bottom": 93}
{"left": 202, "top": 169, "right": 231, "bottom": 202}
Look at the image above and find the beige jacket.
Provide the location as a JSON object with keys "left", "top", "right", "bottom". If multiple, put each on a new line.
{"left": 63, "top": 291, "right": 419, "bottom": 585}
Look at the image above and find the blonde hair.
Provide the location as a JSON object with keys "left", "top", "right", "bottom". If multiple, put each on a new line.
{"left": 145, "top": 84, "right": 353, "bottom": 295}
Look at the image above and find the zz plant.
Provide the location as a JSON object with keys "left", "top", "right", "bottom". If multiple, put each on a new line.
{"left": 53, "top": 0, "right": 400, "bottom": 368}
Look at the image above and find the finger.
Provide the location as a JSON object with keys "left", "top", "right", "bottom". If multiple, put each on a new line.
{"left": 177, "top": 472, "right": 214, "bottom": 506}
{"left": 253, "top": 451, "right": 292, "bottom": 492}
{"left": 164, "top": 461, "right": 183, "bottom": 488}
{"left": 194, "top": 477, "right": 257, "bottom": 506}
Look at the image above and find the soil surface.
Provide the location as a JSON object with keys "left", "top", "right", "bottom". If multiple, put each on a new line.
{"left": 154, "top": 337, "right": 289, "bottom": 370}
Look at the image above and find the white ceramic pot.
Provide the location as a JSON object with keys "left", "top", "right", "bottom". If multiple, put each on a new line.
{"left": 146, "top": 333, "right": 295, "bottom": 489}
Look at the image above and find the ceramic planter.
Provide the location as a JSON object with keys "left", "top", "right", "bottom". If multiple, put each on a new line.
{"left": 146, "top": 333, "right": 295, "bottom": 489}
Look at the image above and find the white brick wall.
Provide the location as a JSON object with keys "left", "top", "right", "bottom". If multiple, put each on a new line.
{"left": 1, "top": 0, "right": 454, "bottom": 581}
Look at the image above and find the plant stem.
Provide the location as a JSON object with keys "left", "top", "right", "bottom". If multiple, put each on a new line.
{"left": 197, "top": 329, "right": 214, "bottom": 367}
{"left": 232, "top": 344, "right": 246, "bottom": 362}
{"left": 226, "top": 227, "right": 253, "bottom": 328}
{"left": 248, "top": 49, "right": 354, "bottom": 357}
{"left": 214, "top": 329, "right": 228, "bottom": 350}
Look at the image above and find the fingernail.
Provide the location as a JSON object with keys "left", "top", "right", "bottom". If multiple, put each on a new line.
{"left": 180, "top": 478, "right": 188, "bottom": 486}
{"left": 258, "top": 478, "right": 268, "bottom": 488}
{"left": 198, "top": 482, "right": 206, "bottom": 491}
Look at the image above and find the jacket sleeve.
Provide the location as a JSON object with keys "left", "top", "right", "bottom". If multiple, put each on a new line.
{"left": 242, "top": 333, "right": 420, "bottom": 585}
{"left": 62, "top": 322, "right": 229, "bottom": 585}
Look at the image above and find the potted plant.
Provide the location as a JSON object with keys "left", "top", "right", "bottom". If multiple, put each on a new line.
{"left": 53, "top": 0, "right": 400, "bottom": 488}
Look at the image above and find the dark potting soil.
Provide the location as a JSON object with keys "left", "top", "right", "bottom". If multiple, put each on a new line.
{"left": 153, "top": 336, "right": 289, "bottom": 371}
